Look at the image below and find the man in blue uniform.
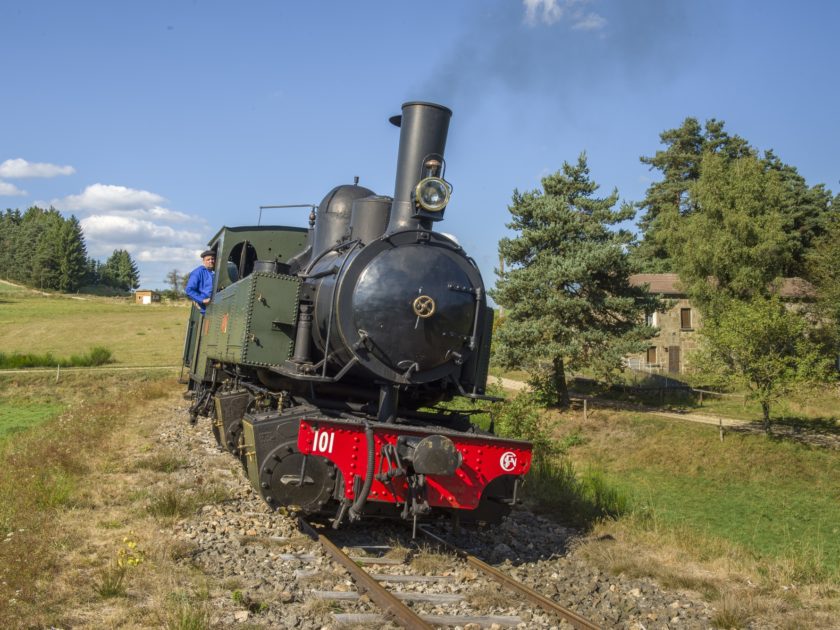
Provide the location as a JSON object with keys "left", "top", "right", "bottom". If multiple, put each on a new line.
{"left": 185, "top": 249, "right": 215, "bottom": 314}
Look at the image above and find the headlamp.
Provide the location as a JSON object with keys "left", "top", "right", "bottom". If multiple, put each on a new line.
{"left": 413, "top": 177, "right": 451, "bottom": 212}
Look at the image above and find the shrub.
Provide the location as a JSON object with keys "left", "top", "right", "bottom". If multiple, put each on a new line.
{"left": 491, "top": 391, "right": 555, "bottom": 458}
{"left": 0, "top": 346, "right": 114, "bottom": 369}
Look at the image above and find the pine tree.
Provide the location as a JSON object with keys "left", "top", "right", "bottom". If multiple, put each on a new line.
{"left": 83, "top": 258, "right": 102, "bottom": 286}
{"left": 31, "top": 208, "right": 65, "bottom": 290}
{"left": 667, "top": 151, "right": 813, "bottom": 312}
{"left": 632, "top": 118, "right": 751, "bottom": 272}
{"left": 491, "top": 154, "right": 660, "bottom": 407}
{"left": 56, "top": 216, "right": 88, "bottom": 292}
{"left": 761, "top": 150, "right": 833, "bottom": 277}
{"left": 102, "top": 249, "right": 140, "bottom": 292}
{"left": 0, "top": 210, "right": 22, "bottom": 280}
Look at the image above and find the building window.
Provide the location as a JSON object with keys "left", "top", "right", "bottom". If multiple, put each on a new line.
{"left": 646, "top": 346, "right": 657, "bottom": 365}
{"left": 680, "top": 308, "right": 692, "bottom": 330}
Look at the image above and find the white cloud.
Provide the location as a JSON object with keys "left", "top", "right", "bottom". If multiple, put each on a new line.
{"left": 523, "top": 0, "right": 606, "bottom": 30}
{"left": 134, "top": 246, "right": 206, "bottom": 269}
{"left": 572, "top": 12, "right": 606, "bottom": 30}
{"left": 47, "top": 182, "right": 211, "bottom": 289}
{"left": 0, "top": 158, "right": 75, "bottom": 179}
{"left": 147, "top": 206, "right": 192, "bottom": 222}
{"left": 55, "top": 183, "right": 166, "bottom": 212}
{"left": 79, "top": 214, "right": 204, "bottom": 250}
{"left": 523, "top": 0, "right": 565, "bottom": 25}
{"left": 0, "top": 181, "right": 27, "bottom": 196}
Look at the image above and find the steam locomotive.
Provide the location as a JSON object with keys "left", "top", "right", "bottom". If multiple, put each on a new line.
{"left": 182, "top": 102, "right": 532, "bottom": 528}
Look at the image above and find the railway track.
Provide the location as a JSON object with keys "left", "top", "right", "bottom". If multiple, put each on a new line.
{"left": 298, "top": 516, "right": 601, "bottom": 629}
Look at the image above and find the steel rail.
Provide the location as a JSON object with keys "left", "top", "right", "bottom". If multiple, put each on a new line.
{"left": 298, "top": 518, "right": 433, "bottom": 630}
{"left": 418, "top": 526, "right": 601, "bottom": 630}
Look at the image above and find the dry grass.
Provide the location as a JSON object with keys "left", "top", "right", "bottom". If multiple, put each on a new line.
{"left": 134, "top": 451, "right": 187, "bottom": 473}
{"left": 300, "top": 597, "right": 339, "bottom": 617}
{"left": 575, "top": 516, "right": 840, "bottom": 628}
{"left": 0, "top": 293, "right": 233, "bottom": 628}
{"left": 164, "top": 601, "right": 210, "bottom": 630}
{"left": 711, "top": 591, "right": 758, "bottom": 629}
{"left": 409, "top": 546, "right": 452, "bottom": 574}
{"left": 0, "top": 376, "right": 225, "bottom": 629}
{"left": 383, "top": 540, "right": 410, "bottom": 562}
{"left": 467, "top": 585, "right": 515, "bottom": 611}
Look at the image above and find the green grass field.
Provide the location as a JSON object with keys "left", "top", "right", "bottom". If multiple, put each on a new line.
{"left": 0, "top": 281, "right": 187, "bottom": 441}
{"left": 0, "top": 401, "right": 63, "bottom": 439}
{"left": 558, "top": 412, "right": 840, "bottom": 576}
{"left": 0, "top": 281, "right": 188, "bottom": 366}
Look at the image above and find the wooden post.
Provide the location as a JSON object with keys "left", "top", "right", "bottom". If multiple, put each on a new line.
{"left": 583, "top": 398, "right": 588, "bottom": 422}
{"left": 719, "top": 417, "right": 723, "bottom": 442}
{"left": 56, "top": 364, "right": 60, "bottom": 383}
{"left": 699, "top": 390, "right": 703, "bottom": 407}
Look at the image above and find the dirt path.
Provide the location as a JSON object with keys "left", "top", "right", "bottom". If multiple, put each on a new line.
{"left": 495, "top": 377, "right": 747, "bottom": 427}
{"left": 495, "top": 377, "right": 840, "bottom": 448}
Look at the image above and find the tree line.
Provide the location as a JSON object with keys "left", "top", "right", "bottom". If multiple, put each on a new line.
{"left": 0, "top": 207, "right": 140, "bottom": 293}
{"left": 493, "top": 117, "right": 838, "bottom": 429}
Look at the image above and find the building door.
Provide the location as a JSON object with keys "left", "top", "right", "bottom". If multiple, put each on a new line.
{"left": 668, "top": 346, "right": 681, "bottom": 374}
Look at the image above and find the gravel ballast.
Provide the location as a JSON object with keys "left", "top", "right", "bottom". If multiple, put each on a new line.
{"left": 162, "top": 401, "right": 719, "bottom": 629}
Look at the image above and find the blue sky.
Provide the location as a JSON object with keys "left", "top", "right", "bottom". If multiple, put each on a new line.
{"left": 2, "top": 0, "right": 838, "bottom": 290}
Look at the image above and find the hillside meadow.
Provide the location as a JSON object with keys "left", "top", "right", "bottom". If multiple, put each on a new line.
{"left": 0, "top": 281, "right": 188, "bottom": 448}
{"left": 0, "top": 281, "right": 188, "bottom": 366}
{"left": 1, "top": 282, "right": 838, "bottom": 628}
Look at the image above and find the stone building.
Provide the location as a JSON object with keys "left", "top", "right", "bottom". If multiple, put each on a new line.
{"left": 626, "top": 274, "right": 698, "bottom": 374}
{"left": 625, "top": 274, "right": 814, "bottom": 375}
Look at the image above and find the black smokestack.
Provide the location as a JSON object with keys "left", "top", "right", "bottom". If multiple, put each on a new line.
{"left": 386, "top": 101, "right": 452, "bottom": 233}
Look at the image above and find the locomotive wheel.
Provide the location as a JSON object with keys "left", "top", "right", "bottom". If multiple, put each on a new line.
{"left": 259, "top": 440, "right": 336, "bottom": 513}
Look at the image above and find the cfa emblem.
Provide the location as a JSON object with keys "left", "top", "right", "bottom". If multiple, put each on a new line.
{"left": 499, "top": 451, "right": 517, "bottom": 471}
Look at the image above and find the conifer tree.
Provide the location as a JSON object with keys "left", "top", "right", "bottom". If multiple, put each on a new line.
{"left": 667, "top": 151, "right": 794, "bottom": 310}
{"left": 633, "top": 118, "right": 751, "bottom": 272}
{"left": 634, "top": 118, "right": 832, "bottom": 277}
{"left": 0, "top": 210, "right": 22, "bottom": 280}
{"left": 56, "top": 216, "right": 88, "bottom": 292}
{"left": 761, "top": 151, "right": 833, "bottom": 277}
{"left": 491, "top": 154, "right": 660, "bottom": 407}
{"left": 102, "top": 249, "right": 140, "bottom": 292}
{"left": 31, "top": 208, "right": 64, "bottom": 290}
